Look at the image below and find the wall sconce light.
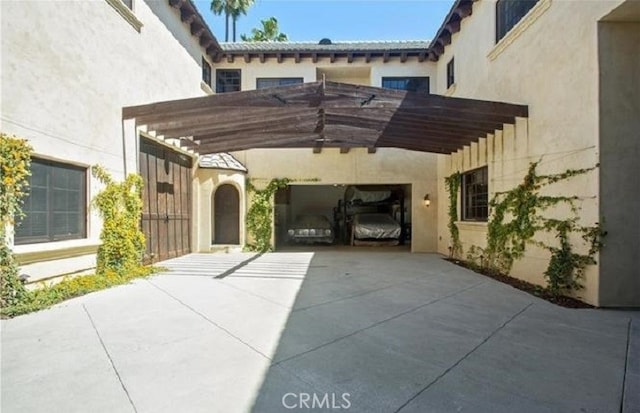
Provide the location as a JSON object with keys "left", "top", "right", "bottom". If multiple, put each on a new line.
{"left": 423, "top": 194, "right": 431, "bottom": 207}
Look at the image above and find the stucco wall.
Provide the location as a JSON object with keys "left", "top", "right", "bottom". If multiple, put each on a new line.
{"left": 1, "top": 0, "right": 207, "bottom": 279}
{"left": 212, "top": 57, "right": 437, "bottom": 92}
{"left": 597, "top": 20, "right": 640, "bottom": 307}
{"left": 434, "top": 0, "right": 626, "bottom": 305}
{"left": 232, "top": 148, "right": 438, "bottom": 252}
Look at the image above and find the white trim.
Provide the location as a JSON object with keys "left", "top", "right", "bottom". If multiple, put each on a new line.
{"left": 488, "top": 0, "right": 552, "bottom": 61}
{"left": 200, "top": 81, "right": 214, "bottom": 95}
{"left": 104, "top": 0, "right": 143, "bottom": 32}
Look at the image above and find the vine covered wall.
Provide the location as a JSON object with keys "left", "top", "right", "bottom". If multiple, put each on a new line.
{"left": 91, "top": 165, "right": 146, "bottom": 274}
{"left": 445, "top": 160, "right": 603, "bottom": 298}
{"left": 0, "top": 133, "right": 32, "bottom": 307}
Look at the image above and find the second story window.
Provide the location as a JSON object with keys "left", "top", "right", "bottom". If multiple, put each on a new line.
{"left": 462, "top": 167, "right": 488, "bottom": 221}
{"left": 256, "top": 78, "right": 304, "bottom": 89}
{"left": 381, "top": 77, "right": 429, "bottom": 93}
{"left": 216, "top": 69, "right": 241, "bottom": 93}
{"left": 202, "top": 57, "right": 211, "bottom": 87}
{"left": 447, "top": 58, "right": 455, "bottom": 89}
{"left": 496, "top": 0, "right": 539, "bottom": 42}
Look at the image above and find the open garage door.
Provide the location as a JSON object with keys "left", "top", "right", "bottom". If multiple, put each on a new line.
{"left": 275, "top": 184, "right": 411, "bottom": 249}
{"left": 139, "top": 137, "right": 192, "bottom": 262}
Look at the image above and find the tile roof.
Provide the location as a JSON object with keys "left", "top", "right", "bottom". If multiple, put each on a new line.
{"left": 198, "top": 153, "right": 247, "bottom": 172}
{"left": 219, "top": 40, "right": 430, "bottom": 53}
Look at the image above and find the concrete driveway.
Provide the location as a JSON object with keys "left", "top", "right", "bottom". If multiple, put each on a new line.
{"left": 2, "top": 251, "right": 638, "bottom": 413}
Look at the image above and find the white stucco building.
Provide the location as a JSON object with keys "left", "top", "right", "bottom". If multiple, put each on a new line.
{"left": 1, "top": 0, "right": 638, "bottom": 307}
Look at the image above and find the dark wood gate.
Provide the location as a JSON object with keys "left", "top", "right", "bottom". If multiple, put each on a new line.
{"left": 213, "top": 184, "right": 240, "bottom": 244}
{"left": 139, "top": 138, "right": 192, "bottom": 262}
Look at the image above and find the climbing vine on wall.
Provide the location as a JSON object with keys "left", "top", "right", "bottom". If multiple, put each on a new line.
{"left": 445, "top": 172, "right": 462, "bottom": 258}
{"left": 245, "top": 177, "right": 320, "bottom": 252}
{"left": 245, "top": 177, "right": 292, "bottom": 252}
{"left": 0, "top": 133, "right": 32, "bottom": 307}
{"left": 91, "top": 166, "right": 146, "bottom": 274}
{"left": 458, "top": 161, "right": 604, "bottom": 297}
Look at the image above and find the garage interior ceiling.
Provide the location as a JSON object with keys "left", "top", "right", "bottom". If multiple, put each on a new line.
{"left": 123, "top": 81, "right": 528, "bottom": 155}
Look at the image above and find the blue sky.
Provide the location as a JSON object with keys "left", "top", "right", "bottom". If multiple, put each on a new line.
{"left": 193, "top": 0, "right": 455, "bottom": 42}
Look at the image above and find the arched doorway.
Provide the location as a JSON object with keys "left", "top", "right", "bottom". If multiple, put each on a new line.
{"left": 213, "top": 184, "right": 240, "bottom": 244}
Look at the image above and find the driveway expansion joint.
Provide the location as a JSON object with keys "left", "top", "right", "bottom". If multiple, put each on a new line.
{"left": 393, "top": 302, "right": 534, "bottom": 413}
{"left": 82, "top": 304, "right": 138, "bottom": 413}
{"left": 147, "top": 279, "right": 273, "bottom": 361}
{"left": 271, "top": 280, "right": 488, "bottom": 367}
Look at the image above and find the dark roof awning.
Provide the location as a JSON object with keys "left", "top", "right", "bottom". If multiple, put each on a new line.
{"left": 123, "top": 81, "right": 528, "bottom": 155}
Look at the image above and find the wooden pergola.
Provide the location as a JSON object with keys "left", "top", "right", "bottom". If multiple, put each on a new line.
{"left": 123, "top": 81, "right": 528, "bottom": 155}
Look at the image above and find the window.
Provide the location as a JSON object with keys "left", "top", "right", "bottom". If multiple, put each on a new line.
{"left": 447, "top": 58, "right": 455, "bottom": 89}
{"left": 256, "top": 78, "right": 304, "bottom": 89}
{"left": 496, "top": 0, "right": 539, "bottom": 42}
{"left": 462, "top": 167, "right": 488, "bottom": 221}
{"left": 216, "top": 69, "right": 241, "bottom": 93}
{"left": 15, "top": 159, "right": 87, "bottom": 244}
{"left": 381, "top": 77, "right": 429, "bottom": 93}
{"left": 202, "top": 57, "right": 212, "bottom": 87}
{"left": 121, "top": 0, "right": 132, "bottom": 9}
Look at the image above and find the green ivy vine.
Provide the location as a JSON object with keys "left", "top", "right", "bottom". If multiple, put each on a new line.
{"left": 91, "top": 166, "right": 146, "bottom": 275}
{"left": 0, "top": 133, "right": 32, "bottom": 307}
{"left": 245, "top": 177, "right": 292, "bottom": 252}
{"left": 445, "top": 172, "right": 462, "bottom": 258}
{"left": 450, "top": 161, "right": 604, "bottom": 297}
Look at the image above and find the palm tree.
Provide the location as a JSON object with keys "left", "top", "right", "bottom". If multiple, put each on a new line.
{"left": 210, "top": 0, "right": 230, "bottom": 42}
{"left": 241, "top": 17, "right": 288, "bottom": 42}
{"left": 230, "top": 0, "right": 255, "bottom": 42}
{"left": 211, "top": 0, "right": 255, "bottom": 42}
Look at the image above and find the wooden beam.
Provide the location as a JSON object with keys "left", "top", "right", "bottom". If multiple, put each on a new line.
{"left": 200, "top": 36, "right": 214, "bottom": 48}
{"left": 160, "top": 114, "right": 318, "bottom": 139}
{"left": 325, "top": 112, "right": 498, "bottom": 137}
{"left": 197, "top": 135, "right": 322, "bottom": 154}
{"left": 432, "top": 42, "right": 445, "bottom": 56}
{"left": 312, "top": 53, "right": 318, "bottom": 63}
{"left": 339, "top": 147, "right": 350, "bottom": 154}
{"left": 277, "top": 53, "right": 283, "bottom": 63}
{"left": 180, "top": 8, "right": 196, "bottom": 23}
{"left": 383, "top": 52, "right": 390, "bottom": 63}
{"left": 169, "top": 0, "right": 186, "bottom": 8}
{"left": 365, "top": 53, "right": 372, "bottom": 63}
{"left": 455, "top": 2, "right": 473, "bottom": 18}
{"left": 418, "top": 51, "right": 427, "bottom": 62}
{"left": 445, "top": 18, "right": 461, "bottom": 34}
{"left": 146, "top": 107, "right": 312, "bottom": 130}
{"left": 123, "top": 82, "right": 320, "bottom": 119}
{"left": 330, "top": 53, "right": 336, "bottom": 63}
{"left": 439, "top": 30, "right": 452, "bottom": 46}
{"left": 190, "top": 23, "right": 205, "bottom": 37}
{"left": 295, "top": 53, "right": 301, "bottom": 63}
{"left": 244, "top": 53, "right": 251, "bottom": 63}
{"left": 347, "top": 53, "right": 354, "bottom": 63}
{"left": 400, "top": 52, "right": 408, "bottom": 63}
{"left": 367, "top": 147, "right": 377, "bottom": 154}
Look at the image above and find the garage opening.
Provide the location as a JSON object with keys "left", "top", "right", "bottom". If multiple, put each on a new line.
{"left": 274, "top": 184, "right": 411, "bottom": 250}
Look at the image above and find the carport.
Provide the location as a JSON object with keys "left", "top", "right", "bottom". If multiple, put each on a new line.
{"left": 122, "top": 81, "right": 528, "bottom": 154}
{"left": 123, "top": 81, "right": 528, "bottom": 256}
